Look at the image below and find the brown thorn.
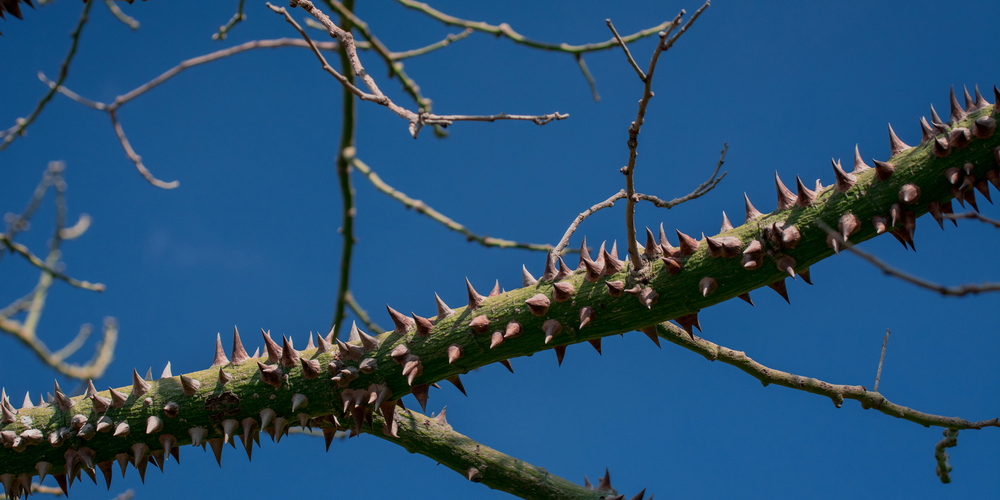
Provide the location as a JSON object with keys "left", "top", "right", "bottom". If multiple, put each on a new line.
{"left": 831, "top": 158, "right": 856, "bottom": 193}
{"left": 490, "top": 331, "right": 504, "bottom": 349}
{"left": 597, "top": 468, "right": 613, "bottom": 492}
{"left": 217, "top": 367, "right": 232, "bottom": 386}
{"left": 872, "top": 159, "right": 895, "bottom": 181}
{"left": 553, "top": 281, "right": 575, "bottom": 302}
{"left": 744, "top": 193, "right": 763, "bottom": 222}
{"left": 411, "top": 384, "right": 429, "bottom": 412}
{"left": 720, "top": 211, "right": 734, "bottom": 232}
{"left": 774, "top": 171, "right": 796, "bottom": 210}
{"left": 949, "top": 86, "right": 967, "bottom": 123}
{"left": 587, "top": 338, "right": 602, "bottom": 355}
{"left": 280, "top": 335, "right": 299, "bottom": 368}
{"left": 525, "top": 293, "right": 550, "bottom": 316}
{"left": 131, "top": 369, "right": 150, "bottom": 399}
{"left": 698, "top": 277, "right": 718, "bottom": 296}
{"left": 434, "top": 292, "right": 455, "bottom": 319}
{"left": 927, "top": 201, "right": 944, "bottom": 230}
{"left": 795, "top": 176, "right": 816, "bottom": 207}
{"left": 643, "top": 227, "right": 659, "bottom": 260}
{"left": 469, "top": 315, "right": 490, "bottom": 333}
{"left": 541, "top": 252, "right": 558, "bottom": 281}
{"left": 675, "top": 229, "right": 699, "bottom": 256}
{"left": 581, "top": 238, "right": 605, "bottom": 282}
{"left": 676, "top": 313, "right": 701, "bottom": 339}
{"left": 973, "top": 115, "right": 996, "bottom": 139}
{"left": 300, "top": 357, "right": 322, "bottom": 380}
{"left": 211, "top": 333, "right": 229, "bottom": 367}
{"left": 579, "top": 306, "right": 595, "bottom": 329}
{"left": 542, "top": 319, "right": 562, "bottom": 344}
{"left": 602, "top": 248, "right": 624, "bottom": 275}
{"left": 499, "top": 359, "right": 514, "bottom": 373}
{"left": 949, "top": 127, "right": 972, "bottom": 149}
{"left": 447, "top": 345, "right": 462, "bottom": 364}
{"left": 899, "top": 184, "right": 921, "bottom": 204}
{"left": 446, "top": 375, "right": 467, "bottom": 396}
{"left": 386, "top": 305, "right": 413, "bottom": 334}
{"left": 919, "top": 116, "right": 936, "bottom": 143}
{"left": 975, "top": 179, "right": 992, "bottom": 203}
{"left": 466, "top": 278, "right": 486, "bottom": 310}
{"left": 800, "top": 267, "right": 813, "bottom": 285}
{"left": 261, "top": 329, "right": 281, "bottom": 364}
{"left": 489, "top": 280, "right": 501, "bottom": 297}
{"left": 639, "top": 325, "right": 661, "bottom": 347}
{"left": 554, "top": 345, "right": 567, "bottom": 366}
{"left": 660, "top": 257, "right": 683, "bottom": 274}
{"left": 606, "top": 279, "right": 626, "bottom": 296}
{"left": 555, "top": 257, "right": 573, "bottom": 280}
{"left": 737, "top": 292, "right": 754, "bottom": 306}
{"left": 767, "top": 278, "right": 790, "bottom": 304}
{"left": 852, "top": 144, "right": 871, "bottom": 173}
{"left": 504, "top": 321, "right": 522, "bottom": 339}
{"left": 776, "top": 255, "right": 796, "bottom": 279}
{"left": 411, "top": 313, "right": 433, "bottom": 337}
{"left": 256, "top": 361, "right": 283, "bottom": 389}
{"left": 887, "top": 123, "right": 911, "bottom": 157}
{"left": 839, "top": 213, "right": 860, "bottom": 242}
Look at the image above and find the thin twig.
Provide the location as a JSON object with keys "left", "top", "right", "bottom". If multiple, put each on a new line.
{"left": 350, "top": 156, "right": 560, "bottom": 252}
{"left": 654, "top": 321, "right": 999, "bottom": 430}
{"left": 329, "top": 0, "right": 360, "bottom": 339}
{"left": 874, "top": 329, "right": 889, "bottom": 392}
{"left": 553, "top": 190, "right": 626, "bottom": 256}
{"left": 104, "top": 0, "right": 139, "bottom": 30}
{"left": 0, "top": 0, "right": 93, "bottom": 150}
{"left": 212, "top": 0, "right": 247, "bottom": 40}
{"left": 344, "top": 290, "right": 385, "bottom": 334}
{"left": 271, "top": 1, "right": 567, "bottom": 137}
{"left": 943, "top": 211, "right": 1000, "bottom": 228}
{"left": 622, "top": 8, "right": 693, "bottom": 271}
{"left": 934, "top": 429, "right": 960, "bottom": 483}
{"left": 632, "top": 143, "right": 727, "bottom": 208}
{"left": 391, "top": 28, "right": 472, "bottom": 60}
{"left": 574, "top": 54, "right": 600, "bottom": 102}
{"left": 818, "top": 220, "right": 1000, "bottom": 296}
{"left": 396, "top": 0, "right": 674, "bottom": 54}
{"left": 0, "top": 235, "right": 105, "bottom": 292}
{"left": 108, "top": 109, "right": 179, "bottom": 189}
{"left": 606, "top": 19, "right": 646, "bottom": 81}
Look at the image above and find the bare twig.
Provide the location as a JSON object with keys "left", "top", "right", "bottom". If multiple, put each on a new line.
{"left": 391, "top": 28, "right": 472, "bottom": 60}
{"left": 818, "top": 220, "right": 1000, "bottom": 296}
{"left": 396, "top": 0, "right": 673, "bottom": 54}
{"left": 270, "top": 1, "right": 568, "bottom": 138}
{"left": 213, "top": 0, "right": 247, "bottom": 40}
{"left": 108, "top": 109, "right": 179, "bottom": 189}
{"left": 574, "top": 54, "right": 600, "bottom": 102}
{"left": 632, "top": 144, "right": 727, "bottom": 208}
{"left": 350, "top": 156, "right": 560, "bottom": 252}
{"left": 553, "top": 190, "right": 626, "bottom": 256}
{"left": 943, "top": 211, "right": 1000, "bottom": 228}
{"left": 622, "top": 4, "right": 709, "bottom": 272}
{"left": 874, "top": 329, "right": 889, "bottom": 392}
{"left": 0, "top": 0, "right": 93, "bottom": 150}
{"left": 606, "top": 19, "right": 646, "bottom": 81}
{"left": 654, "top": 321, "right": 999, "bottom": 431}
{"left": 0, "top": 235, "right": 105, "bottom": 292}
{"left": 104, "top": 0, "right": 139, "bottom": 30}
{"left": 934, "top": 429, "right": 960, "bottom": 483}
{"left": 344, "top": 290, "right": 385, "bottom": 334}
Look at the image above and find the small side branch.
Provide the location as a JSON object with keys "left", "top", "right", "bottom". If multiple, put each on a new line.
{"left": 350, "top": 156, "right": 559, "bottom": 252}
{"left": 934, "top": 429, "right": 960, "bottom": 483}
{"left": 874, "top": 329, "right": 889, "bottom": 392}
{"left": 344, "top": 291, "right": 385, "bottom": 334}
{"left": 212, "top": 0, "right": 247, "bottom": 40}
{"left": 632, "top": 143, "right": 727, "bottom": 208}
{"left": 943, "top": 211, "right": 1000, "bottom": 228}
{"left": 108, "top": 110, "right": 179, "bottom": 189}
{"left": 553, "top": 190, "right": 626, "bottom": 256}
{"left": 0, "top": 235, "right": 105, "bottom": 292}
{"left": 818, "top": 220, "right": 1000, "bottom": 296}
{"left": 606, "top": 19, "right": 646, "bottom": 81}
{"left": 104, "top": 0, "right": 139, "bottom": 30}
{"left": 654, "top": 321, "right": 1000, "bottom": 431}
{"left": 0, "top": 0, "right": 93, "bottom": 150}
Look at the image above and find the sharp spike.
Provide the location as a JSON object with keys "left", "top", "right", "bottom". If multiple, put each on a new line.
{"left": 587, "top": 338, "right": 602, "bottom": 355}
{"left": 144, "top": 368, "right": 153, "bottom": 381}
{"left": 774, "top": 171, "right": 796, "bottom": 210}
{"left": 132, "top": 443, "right": 149, "bottom": 482}
{"left": 720, "top": 211, "right": 733, "bottom": 232}
{"left": 252, "top": 347, "right": 259, "bottom": 359}
{"left": 601, "top": 247, "right": 624, "bottom": 275}
{"left": 499, "top": 359, "right": 514, "bottom": 373}
{"left": 411, "top": 384, "right": 429, "bottom": 412}
{"left": 554, "top": 345, "right": 567, "bottom": 366}
{"left": 218, "top": 367, "right": 232, "bottom": 386}
{"left": 852, "top": 144, "right": 871, "bottom": 173}
{"left": 597, "top": 468, "right": 613, "bottom": 492}
{"left": 188, "top": 426, "right": 207, "bottom": 448}
{"left": 541, "top": 252, "right": 558, "bottom": 281}
{"left": 208, "top": 438, "right": 224, "bottom": 466}
{"left": 580, "top": 238, "right": 605, "bottom": 282}
{"left": 794, "top": 176, "right": 816, "bottom": 207}
{"left": 525, "top": 294, "right": 550, "bottom": 316}
{"left": 776, "top": 255, "right": 796, "bottom": 279}
{"left": 767, "top": 279, "right": 790, "bottom": 304}
{"left": 446, "top": 375, "right": 467, "bottom": 396}
{"left": 949, "top": 86, "right": 967, "bottom": 123}
{"left": 639, "top": 325, "right": 661, "bottom": 348}
{"left": 466, "top": 278, "right": 486, "bottom": 310}
{"left": 630, "top": 488, "right": 647, "bottom": 500}
{"left": 737, "top": 292, "right": 754, "bottom": 306}
{"left": 660, "top": 257, "right": 683, "bottom": 275}
{"left": 256, "top": 361, "right": 283, "bottom": 389}
{"left": 225, "top": 327, "right": 248, "bottom": 365}
{"left": 353, "top": 322, "right": 381, "bottom": 352}
{"left": 800, "top": 267, "right": 813, "bottom": 285}
{"left": 280, "top": 335, "right": 299, "bottom": 368}
{"left": 160, "top": 362, "right": 172, "bottom": 379}
{"left": 180, "top": 374, "right": 200, "bottom": 396}
{"left": 698, "top": 277, "right": 718, "bottom": 296}
{"left": 386, "top": 305, "right": 413, "bottom": 334}
{"left": 542, "top": 319, "right": 562, "bottom": 344}
{"left": 872, "top": 159, "right": 894, "bottom": 181}
{"left": 490, "top": 331, "right": 504, "bottom": 349}
{"left": 927, "top": 201, "right": 944, "bottom": 230}
{"left": 887, "top": 123, "right": 911, "bottom": 157}
{"left": 316, "top": 330, "right": 334, "bottom": 354}
{"left": 489, "top": 280, "right": 501, "bottom": 297}
{"left": 930, "top": 103, "right": 946, "bottom": 128}
{"left": 584, "top": 476, "right": 593, "bottom": 489}
{"left": 744, "top": 193, "right": 763, "bottom": 222}
{"left": 273, "top": 418, "right": 288, "bottom": 444}
{"left": 520, "top": 263, "right": 538, "bottom": 287}
{"left": 933, "top": 135, "right": 952, "bottom": 157}
{"left": 145, "top": 415, "right": 163, "bottom": 434}
{"left": 839, "top": 213, "right": 860, "bottom": 242}
{"left": 919, "top": 116, "right": 936, "bottom": 143}
{"left": 675, "top": 229, "right": 699, "bottom": 256}
{"left": 291, "top": 393, "right": 308, "bottom": 412}
{"left": 899, "top": 184, "right": 921, "bottom": 204}
{"left": 964, "top": 188, "right": 980, "bottom": 213}
{"left": 949, "top": 126, "right": 972, "bottom": 149}
{"left": 447, "top": 344, "right": 462, "bottom": 364}
{"left": 579, "top": 306, "right": 595, "bottom": 329}
{"left": 643, "top": 227, "right": 659, "bottom": 260}
{"left": 262, "top": 329, "right": 282, "bottom": 364}
{"left": 964, "top": 85, "right": 975, "bottom": 111}
{"left": 411, "top": 313, "right": 433, "bottom": 337}
{"left": 973, "top": 115, "right": 996, "bottom": 139}
{"left": 975, "top": 179, "right": 993, "bottom": 203}
{"left": 468, "top": 315, "right": 490, "bottom": 333}
{"left": 552, "top": 281, "right": 575, "bottom": 302}
{"left": 131, "top": 369, "right": 150, "bottom": 398}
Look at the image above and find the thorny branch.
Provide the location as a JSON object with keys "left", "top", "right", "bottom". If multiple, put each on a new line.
{"left": 818, "top": 221, "right": 1000, "bottom": 296}
{"left": 270, "top": 1, "right": 568, "bottom": 139}
{"left": 653, "top": 321, "right": 999, "bottom": 431}
{"left": 0, "top": 1, "right": 92, "bottom": 150}
{"left": 350, "top": 155, "right": 562, "bottom": 252}
{"left": 213, "top": 0, "right": 247, "bottom": 40}
{"left": 620, "top": 3, "right": 709, "bottom": 272}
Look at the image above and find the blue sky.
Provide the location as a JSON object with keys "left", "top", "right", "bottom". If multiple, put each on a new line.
{"left": 2, "top": 1, "right": 998, "bottom": 499}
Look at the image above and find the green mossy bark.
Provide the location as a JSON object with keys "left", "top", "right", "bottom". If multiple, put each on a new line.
{"left": 1, "top": 106, "right": 997, "bottom": 494}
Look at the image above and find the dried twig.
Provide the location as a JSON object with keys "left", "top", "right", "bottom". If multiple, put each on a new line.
{"left": 391, "top": 28, "right": 472, "bottom": 60}
{"left": 271, "top": 1, "right": 568, "bottom": 138}
{"left": 344, "top": 291, "right": 385, "bottom": 334}
{"left": 606, "top": 19, "right": 646, "bottom": 81}
{"left": 654, "top": 321, "right": 999, "bottom": 431}
{"left": 873, "top": 329, "right": 889, "bottom": 392}
{"left": 818, "top": 220, "right": 1000, "bottom": 296}
{"left": 108, "top": 109, "right": 179, "bottom": 189}
{"left": 621, "top": 3, "right": 709, "bottom": 271}
{"left": 943, "top": 211, "right": 1000, "bottom": 228}
{"left": 553, "top": 190, "right": 626, "bottom": 257}
{"left": 104, "top": 0, "right": 139, "bottom": 30}
{"left": 213, "top": 0, "right": 247, "bottom": 40}
{"left": 0, "top": 235, "right": 105, "bottom": 292}
{"left": 633, "top": 144, "right": 727, "bottom": 208}
{"left": 350, "top": 156, "right": 561, "bottom": 252}
{"left": 934, "top": 429, "right": 960, "bottom": 483}
{"left": 0, "top": 1, "right": 93, "bottom": 150}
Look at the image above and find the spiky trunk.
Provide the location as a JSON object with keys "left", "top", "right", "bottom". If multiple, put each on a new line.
{"left": 1, "top": 91, "right": 998, "bottom": 498}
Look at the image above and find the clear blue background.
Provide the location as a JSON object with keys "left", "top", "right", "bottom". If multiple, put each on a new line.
{"left": 2, "top": 1, "right": 998, "bottom": 498}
